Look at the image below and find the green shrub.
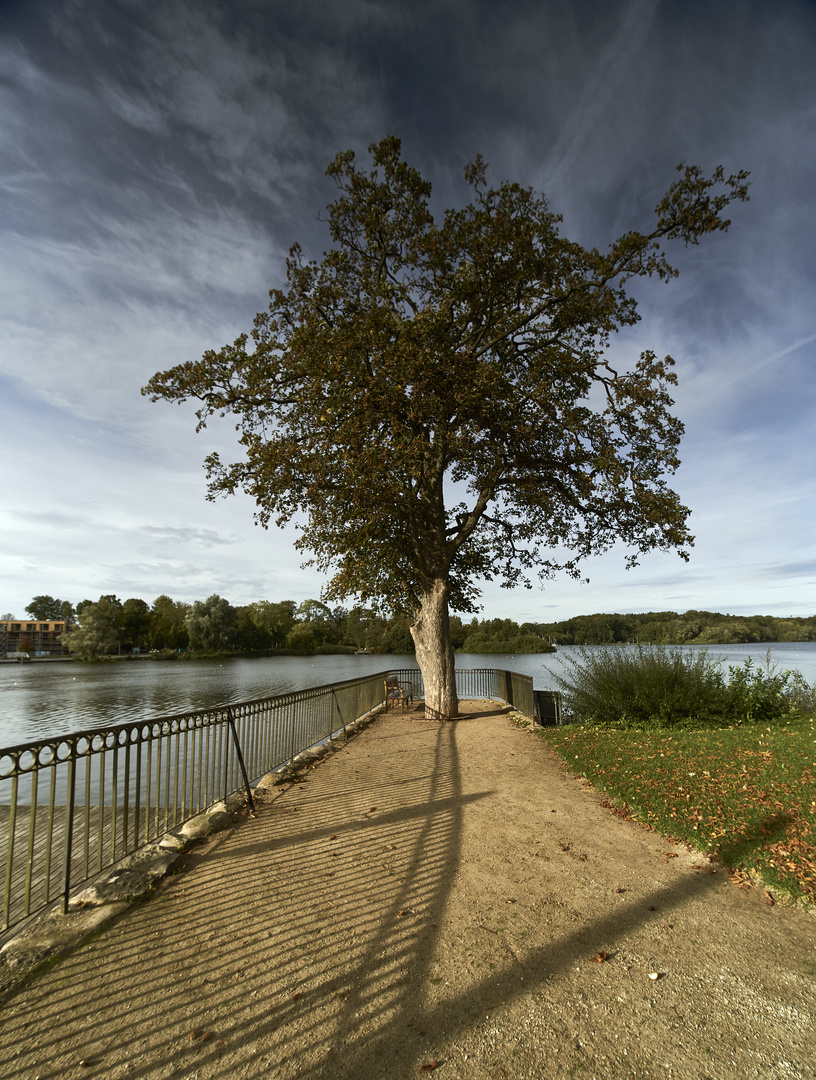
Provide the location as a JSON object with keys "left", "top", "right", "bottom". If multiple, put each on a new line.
{"left": 724, "top": 654, "right": 792, "bottom": 723}
{"left": 555, "top": 644, "right": 814, "bottom": 728}
{"left": 554, "top": 644, "right": 729, "bottom": 728}
{"left": 785, "top": 669, "right": 816, "bottom": 718}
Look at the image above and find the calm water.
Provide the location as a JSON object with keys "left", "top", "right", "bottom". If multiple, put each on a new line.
{"left": 1, "top": 642, "right": 815, "bottom": 748}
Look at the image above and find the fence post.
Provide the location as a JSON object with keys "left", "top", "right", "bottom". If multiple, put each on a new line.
{"left": 225, "top": 707, "right": 255, "bottom": 815}
{"left": 61, "top": 755, "right": 77, "bottom": 914}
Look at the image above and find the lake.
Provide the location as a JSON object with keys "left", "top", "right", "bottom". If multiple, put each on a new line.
{"left": 2, "top": 642, "right": 815, "bottom": 748}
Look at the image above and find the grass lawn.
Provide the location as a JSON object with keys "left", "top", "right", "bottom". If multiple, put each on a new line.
{"left": 541, "top": 718, "right": 816, "bottom": 906}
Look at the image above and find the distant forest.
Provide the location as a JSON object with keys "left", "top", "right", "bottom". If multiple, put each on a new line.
{"left": 13, "top": 595, "right": 816, "bottom": 658}
{"left": 526, "top": 610, "right": 816, "bottom": 646}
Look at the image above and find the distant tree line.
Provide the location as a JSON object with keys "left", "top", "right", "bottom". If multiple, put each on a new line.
{"left": 526, "top": 610, "right": 816, "bottom": 646}
{"left": 9, "top": 596, "right": 815, "bottom": 660}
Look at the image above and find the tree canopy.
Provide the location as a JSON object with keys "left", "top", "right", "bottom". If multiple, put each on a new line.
{"left": 25, "top": 595, "right": 74, "bottom": 622}
{"left": 62, "top": 595, "right": 122, "bottom": 659}
{"left": 144, "top": 137, "right": 749, "bottom": 717}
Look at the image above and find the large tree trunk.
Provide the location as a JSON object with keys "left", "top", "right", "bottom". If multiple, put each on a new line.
{"left": 410, "top": 578, "right": 459, "bottom": 720}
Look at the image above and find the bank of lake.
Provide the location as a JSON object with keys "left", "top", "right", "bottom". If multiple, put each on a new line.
{"left": 2, "top": 642, "right": 816, "bottom": 748}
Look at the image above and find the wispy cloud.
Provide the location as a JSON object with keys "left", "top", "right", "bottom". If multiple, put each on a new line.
{"left": 139, "top": 526, "right": 237, "bottom": 548}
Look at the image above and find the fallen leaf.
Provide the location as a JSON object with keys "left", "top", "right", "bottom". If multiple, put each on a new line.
{"left": 765, "top": 891, "right": 775, "bottom": 906}
{"left": 592, "top": 951, "right": 609, "bottom": 963}
{"left": 292, "top": 993, "right": 302, "bottom": 1001}
{"left": 663, "top": 852, "right": 678, "bottom": 858}
{"left": 648, "top": 972, "right": 660, "bottom": 980}
{"left": 419, "top": 1063, "right": 438, "bottom": 1073}
{"left": 614, "top": 887, "right": 625, "bottom": 894}
{"left": 647, "top": 906, "right": 656, "bottom": 911}
{"left": 201, "top": 1032, "right": 213, "bottom": 1042}
{"left": 369, "top": 806, "right": 377, "bottom": 812}
{"left": 505, "top": 898, "right": 517, "bottom": 904}
{"left": 187, "top": 1031, "right": 202, "bottom": 1042}
{"left": 329, "top": 834, "right": 337, "bottom": 840}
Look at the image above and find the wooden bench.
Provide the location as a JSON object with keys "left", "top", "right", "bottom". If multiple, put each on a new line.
{"left": 384, "top": 678, "right": 413, "bottom": 712}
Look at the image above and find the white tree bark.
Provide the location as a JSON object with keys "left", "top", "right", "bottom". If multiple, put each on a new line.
{"left": 410, "top": 579, "right": 459, "bottom": 720}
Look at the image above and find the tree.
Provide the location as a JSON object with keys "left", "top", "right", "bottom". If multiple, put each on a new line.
{"left": 185, "top": 594, "right": 237, "bottom": 652}
{"left": 119, "top": 598, "right": 151, "bottom": 652}
{"left": 26, "top": 595, "right": 67, "bottom": 620}
{"left": 63, "top": 595, "right": 122, "bottom": 659}
{"left": 294, "top": 598, "right": 343, "bottom": 645}
{"left": 144, "top": 137, "right": 749, "bottom": 719}
{"left": 285, "top": 621, "right": 318, "bottom": 654}
{"left": 243, "top": 599, "right": 296, "bottom": 648}
{"left": 149, "top": 595, "right": 190, "bottom": 651}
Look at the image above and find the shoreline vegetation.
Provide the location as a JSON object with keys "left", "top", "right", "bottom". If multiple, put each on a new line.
{"left": 73, "top": 605, "right": 816, "bottom": 662}
{"left": 14, "top": 592, "right": 816, "bottom": 662}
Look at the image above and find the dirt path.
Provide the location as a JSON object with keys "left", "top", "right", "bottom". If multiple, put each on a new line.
{"left": 1, "top": 703, "right": 814, "bottom": 1080}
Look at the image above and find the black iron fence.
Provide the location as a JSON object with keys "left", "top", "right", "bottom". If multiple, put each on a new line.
{"left": 388, "top": 667, "right": 536, "bottom": 720}
{"left": 1, "top": 667, "right": 538, "bottom": 938}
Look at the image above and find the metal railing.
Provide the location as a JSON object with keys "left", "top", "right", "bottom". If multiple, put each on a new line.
{"left": 1, "top": 666, "right": 537, "bottom": 939}
{"left": 389, "top": 666, "right": 536, "bottom": 720}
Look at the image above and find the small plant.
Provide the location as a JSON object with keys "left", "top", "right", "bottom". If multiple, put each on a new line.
{"left": 724, "top": 652, "right": 792, "bottom": 724}
{"left": 785, "top": 670, "right": 816, "bottom": 718}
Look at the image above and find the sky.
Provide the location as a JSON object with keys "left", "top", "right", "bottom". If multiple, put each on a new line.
{"left": 1, "top": 0, "right": 814, "bottom": 624}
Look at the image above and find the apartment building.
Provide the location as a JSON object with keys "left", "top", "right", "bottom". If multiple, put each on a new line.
{"left": 0, "top": 619, "right": 68, "bottom": 657}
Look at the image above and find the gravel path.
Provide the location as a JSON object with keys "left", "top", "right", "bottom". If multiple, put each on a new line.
{"left": 1, "top": 702, "right": 814, "bottom": 1080}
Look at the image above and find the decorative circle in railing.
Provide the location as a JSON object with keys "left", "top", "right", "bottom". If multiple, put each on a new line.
{"left": 55, "top": 740, "right": 73, "bottom": 763}
{"left": 16, "top": 749, "right": 36, "bottom": 773}
{"left": 91, "top": 733, "right": 106, "bottom": 753}
{"left": 38, "top": 743, "right": 58, "bottom": 767}
{"left": 0, "top": 753, "right": 13, "bottom": 779}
